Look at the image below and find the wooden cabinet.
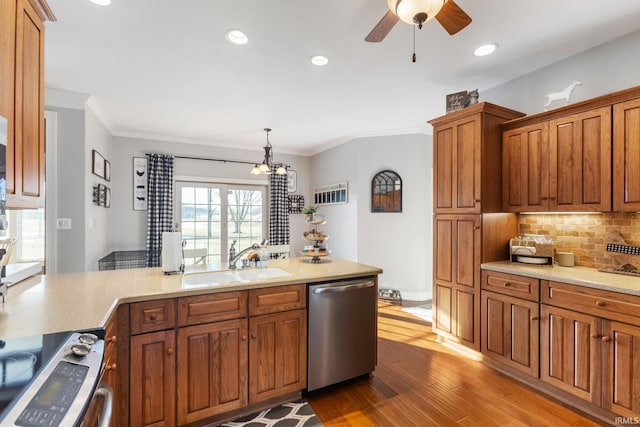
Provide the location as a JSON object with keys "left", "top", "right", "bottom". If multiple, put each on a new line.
{"left": 130, "top": 330, "right": 176, "bottom": 427}
{"left": 480, "top": 271, "right": 539, "bottom": 377}
{"left": 249, "top": 309, "right": 306, "bottom": 403}
{"left": 540, "top": 279, "right": 640, "bottom": 418}
{"left": 503, "top": 107, "right": 612, "bottom": 212}
{"left": 0, "top": 0, "right": 51, "bottom": 208}
{"left": 613, "top": 98, "right": 640, "bottom": 211}
{"left": 540, "top": 304, "right": 601, "bottom": 404}
{"left": 430, "top": 103, "right": 522, "bottom": 353}
{"left": 433, "top": 215, "right": 481, "bottom": 350}
{"left": 602, "top": 320, "right": 640, "bottom": 416}
{"left": 177, "top": 319, "right": 248, "bottom": 425}
{"left": 430, "top": 103, "right": 524, "bottom": 214}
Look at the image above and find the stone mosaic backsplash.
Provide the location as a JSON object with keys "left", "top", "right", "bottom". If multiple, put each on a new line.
{"left": 518, "top": 213, "right": 640, "bottom": 269}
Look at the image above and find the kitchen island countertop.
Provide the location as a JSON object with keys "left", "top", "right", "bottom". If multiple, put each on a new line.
{"left": 482, "top": 260, "right": 640, "bottom": 296}
{"left": 0, "top": 257, "right": 382, "bottom": 339}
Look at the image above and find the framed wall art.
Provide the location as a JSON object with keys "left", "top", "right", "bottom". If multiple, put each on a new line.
{"left": 133, "top": 157, "right": 148, "bottom": 210}
{"left": 288, "top": 195, "right": 304, "bottom": 214}
{"left": 92, "top": 150, "right": 105, "bottom": 179}
{"left": 371, "top": 170, "right": 402, "bottom": 213}
{"left": 313, "top": 181, "right": 348, "bottom": 206}
{"left": 104, "top": 159, "right": 111, "bottom": 182}
{"left": 287, "top": 170, "right": 297, "bottom": 193}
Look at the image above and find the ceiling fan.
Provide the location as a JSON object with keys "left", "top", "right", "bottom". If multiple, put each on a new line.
{"left": 365, "top": 0, "right": 472, "bottom": 43}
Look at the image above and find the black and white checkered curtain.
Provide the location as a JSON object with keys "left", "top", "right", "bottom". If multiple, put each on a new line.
{"left": 146, "top": 153, "right": 174, "bottom": 267}
{"left": 269, "top": 165, "right": 289, "bottom": 245}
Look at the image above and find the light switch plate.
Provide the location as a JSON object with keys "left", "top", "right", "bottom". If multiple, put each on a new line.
{"left": 56, "top": 218, "right": 72, "bottom": 229}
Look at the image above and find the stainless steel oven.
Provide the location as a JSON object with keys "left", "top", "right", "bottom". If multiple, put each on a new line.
{"left": 0, "top": 330, "right": 111, "bottom": 427}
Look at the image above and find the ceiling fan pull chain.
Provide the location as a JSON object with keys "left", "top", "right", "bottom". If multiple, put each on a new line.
{"left": 412, "top": 25, "right": 417, "bottom": 63}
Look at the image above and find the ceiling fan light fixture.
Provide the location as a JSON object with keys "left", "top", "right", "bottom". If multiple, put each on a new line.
{"left": 388, "top": 0, "right": 445, "bottom": 26}
{"left": 311, "top": 55, "right": 329, "bottom": 66}
{"left": 225, "top": 29, "right": 249, "bottom": 45}
{"left": 474, "top": 43, "right": 499, "bottom": 57}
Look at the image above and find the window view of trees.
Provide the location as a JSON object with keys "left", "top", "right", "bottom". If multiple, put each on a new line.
{"left": 178, "top": 183, "right": 266, "bottom": 265}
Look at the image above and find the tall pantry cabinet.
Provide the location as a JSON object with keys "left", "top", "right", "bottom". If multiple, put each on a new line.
{"left": 429, "top": 103, "right": 523, "bottom": 351}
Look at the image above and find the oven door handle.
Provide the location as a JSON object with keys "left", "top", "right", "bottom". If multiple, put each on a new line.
{"left": 94, "top": 383, "right": 113, "bottom": 427}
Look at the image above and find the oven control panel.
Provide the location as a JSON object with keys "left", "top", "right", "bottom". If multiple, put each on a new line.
{"left": 1, "top": 332, "right": 104, "bottom": 427}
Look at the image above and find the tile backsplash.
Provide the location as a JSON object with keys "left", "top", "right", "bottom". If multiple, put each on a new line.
{"left": 518, "top": 213, "right": 640, "bottom": 269}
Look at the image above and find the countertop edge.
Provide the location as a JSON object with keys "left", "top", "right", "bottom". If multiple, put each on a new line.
{"left": 481, "top": 261, "right": 640, "bottom": 296}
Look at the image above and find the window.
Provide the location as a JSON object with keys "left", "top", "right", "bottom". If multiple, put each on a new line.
{"left": 6, "top": 209, "right": 45, "bottom": 263}
{"left": 176, "top": 182, "right": 267, "bottom": 265}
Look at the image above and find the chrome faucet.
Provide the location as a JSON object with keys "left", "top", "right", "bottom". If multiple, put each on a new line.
{"left": 228, "top": 240, "right": 260, "bottom": 269}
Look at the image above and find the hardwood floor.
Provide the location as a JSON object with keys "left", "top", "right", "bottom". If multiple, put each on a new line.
{"left": 306, "top": 301, "right": 602, "bottom": 426}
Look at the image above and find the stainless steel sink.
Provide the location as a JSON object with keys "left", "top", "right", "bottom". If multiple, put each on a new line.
{"left": 182, "top": 267, "right": 291, "bottom": 288}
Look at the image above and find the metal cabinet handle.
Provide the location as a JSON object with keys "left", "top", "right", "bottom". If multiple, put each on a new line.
{"left": 591, "top": 334, "right": 601, "bottom": 339}
{"left": 242, "top": 335, "right": 247, "bottom": 341}
{"left": 530, "top": 316, "right": 539, "bottom": 321}
{"left": 602, "top": 336, "right": 612, "bottom": 343}
{"left": 251, "top": 333, "right": 257, "bottom": 340}
{"left": 313, "top": 281, "right": 374, "bottom": 294}
{"left": 149, "top": 314, "right": 157, "bottom": 321}
{"left": 167, "top": 347, "right": 174, "bottom": 355}
{"left": 503, "top": 282, "right": 511, "bottom": 287}
{"left": 595, "top": 301, "right": 605, "bottom": 307}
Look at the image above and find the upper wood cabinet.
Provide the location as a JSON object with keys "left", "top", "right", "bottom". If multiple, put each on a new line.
{"left": 503, "top": 107, "right": 612, "bottom": 212}
{"left": 430, "top": 103, "right": 524, "bottom": 214}
{"left": 613, "top": 98, "right": 640, "bottom": 211}
{"left": 0, "top": 0, "right": 52, "bottom": 208}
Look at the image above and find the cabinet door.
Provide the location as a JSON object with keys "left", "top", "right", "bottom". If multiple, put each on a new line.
{"left": 502, "top": 123, "right": 550, "bottom": 212}
{"left": 9, "top": 0, "right": 44, "bottom": 207}
{"left": 249, "top": 310, "right": 306, "bottom": 404}
{"left": 130, "top": 330, "right": 176, "bottom": 427}
{"left": 177, "top": 319, "right": 248, "bottom": 425}
{"left": 540, "top": 305, "right": 601, "bottom": 405}
{"left": 433, "top": 215, "right": 481, "bottom": 350}
{"left": 433, "top": 114, "right": 482, "bottom": 213}
{"left": 613, "top": 98, "right": 640, "bottom": 211}
{"left": 549, "top": 107, "right": 612, "bottom": 211}
{"left": 481, "top": 290, "right": 539, "bottom": 377}
{"left": 602, "top": 320, "right": 640, "bottom": 417}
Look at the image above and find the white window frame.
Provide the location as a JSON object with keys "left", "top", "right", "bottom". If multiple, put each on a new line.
{"left": 175, "top": 178, "right": 268, "bottom": 264}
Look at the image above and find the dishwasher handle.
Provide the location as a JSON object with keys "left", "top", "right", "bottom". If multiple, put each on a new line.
{"left": 312, "top": 281, "right": 375, "bottom": 294}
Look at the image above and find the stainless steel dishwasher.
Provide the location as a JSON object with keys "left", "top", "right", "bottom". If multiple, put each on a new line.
{"left": 307, "top": 277, "right": 377, "bottom": 391}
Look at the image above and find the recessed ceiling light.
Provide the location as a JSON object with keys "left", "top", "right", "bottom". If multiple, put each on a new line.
{"left": 225, "top": 30, "right": 248, "bottom": 45}
{"left": 89, "top": 0, "right": 111, "bottom": 5}
{"left": 473, "top": 43, "right": 499, "bottom": 57}
{"left": 311, "top": 55, "right": 329, "bottom": 66}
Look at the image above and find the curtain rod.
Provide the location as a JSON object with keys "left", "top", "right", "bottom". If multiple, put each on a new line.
{"left": 173, "top": 155, "right": 290, "bottom": 168}
{"left": 174, "top": 155, "right": 256, "bottom": 166}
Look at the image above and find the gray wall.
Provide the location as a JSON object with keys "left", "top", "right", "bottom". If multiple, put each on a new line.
{"left": 481, "top": 30, "right": 640, "bottom": 114}
{"left": 110, "top": 136, "right": 311, "bottom": 257}
{"left": 46, "top": 106, "right": 85, "bottom": 273}
{"left": 310, "top": 133, "right": 432, "bottom": 301}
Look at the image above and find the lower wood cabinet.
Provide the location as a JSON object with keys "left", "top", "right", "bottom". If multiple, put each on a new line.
{"left": 540, "top": 304, "right": 601, "bottom": 405}
{"left": 126, "top": 285, "right": 308, "bottom": 426}
{"left": 602, "top": 320, "right": 640, "bottom": 416}
{"left": 249, "top": 309, "right": 307, "bottom": 403}
{"left": 177, "top": 319, "right": 249, "bottom": 425}
{"left": 481, "top": 290, "right": 539, "bottom": 377}
{"left": 129, "top": 330, "right": 176, "bottom": 427}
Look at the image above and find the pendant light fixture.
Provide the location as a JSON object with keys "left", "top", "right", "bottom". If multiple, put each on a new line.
{"left": 251, "top": 128, "right": 287, "bottom": 175}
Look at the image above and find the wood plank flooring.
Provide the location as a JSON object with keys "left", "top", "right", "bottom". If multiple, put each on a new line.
{"left": 306, "top": 301, "right": 603, "bottom": 426}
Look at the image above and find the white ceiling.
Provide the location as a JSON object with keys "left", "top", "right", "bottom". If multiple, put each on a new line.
{"left": 45, "top": 0, "right": 640, "bottom": 155}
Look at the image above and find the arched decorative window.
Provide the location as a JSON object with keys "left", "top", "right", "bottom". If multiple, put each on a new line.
{"left": 371, "top": 170, "right": 402, "bottom": 213}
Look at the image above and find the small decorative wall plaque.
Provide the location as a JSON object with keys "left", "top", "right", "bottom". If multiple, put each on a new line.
{"left": 446, "top": 90, "right": 468, "bottom": 114}
{"left": 288, "top": 195, "right": 304, "bottom": 214}
{"left": 133, "top": 157, "right": 148, "bottom": 210}
{"left": 314, "top": 182, "right": 348, "bottom": 205}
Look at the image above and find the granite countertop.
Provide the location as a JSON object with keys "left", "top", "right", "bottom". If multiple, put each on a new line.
{"left": 0, "top": 257, "right": 382, "bottom": 339}
{"left": 482, "top": 260, "right": 640, "bottom": 296}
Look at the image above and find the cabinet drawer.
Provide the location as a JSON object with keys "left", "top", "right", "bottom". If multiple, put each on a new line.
{"left": 249, "top": 284, "right": 306, "bottom": 316}
{"left": 130, "top": 299, "right": 177, "bottom": 335}
{"left": 178, "top": 291, "right": 248, "bottom": 326}
{"left": 541, "top": 280, "right": 640, "bottom": 326}
{"left": 481, "top": 270, "right": 539, "bottom": 301}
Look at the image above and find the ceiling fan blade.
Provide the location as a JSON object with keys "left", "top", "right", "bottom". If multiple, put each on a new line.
{"left": 436, "top": 0, "right": 472, "bottom": 35}
{"left": 365, "top": 11, "right": 399, "bottom": 42}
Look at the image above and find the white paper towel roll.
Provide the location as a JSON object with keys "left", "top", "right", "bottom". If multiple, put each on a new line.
{"left": 162, "top": 232, "right": 183, "bottom": 273}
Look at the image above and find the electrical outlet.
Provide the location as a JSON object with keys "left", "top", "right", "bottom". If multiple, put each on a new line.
{"left": 56, "top": 218, "right": 72, "bottom": 229}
